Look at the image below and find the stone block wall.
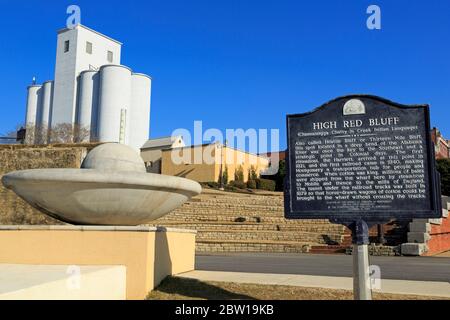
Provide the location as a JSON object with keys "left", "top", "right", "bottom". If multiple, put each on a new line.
{"left": 346, "top": 244, "right": 400, "bottom": 256}
{"left": 151, "top": 189, "right": 352, "bottom": 253}
{"left": 401, "top": 197, "right": 450, "bottom": 256}
{"left": 0, "top": 144, "right": 99, "bottom": 225}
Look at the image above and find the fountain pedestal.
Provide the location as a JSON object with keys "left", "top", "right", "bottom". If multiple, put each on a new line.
{"left": 0, "top": 225, "right": 196, "bottom": 300}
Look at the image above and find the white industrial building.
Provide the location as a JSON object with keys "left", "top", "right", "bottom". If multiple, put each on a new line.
{"left": 24, "top": 24, "right": 152, "bottom": 151}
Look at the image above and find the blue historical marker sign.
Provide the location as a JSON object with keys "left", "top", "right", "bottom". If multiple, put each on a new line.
{"left": 284, "top": 95, "right": 442, "bottom": 222}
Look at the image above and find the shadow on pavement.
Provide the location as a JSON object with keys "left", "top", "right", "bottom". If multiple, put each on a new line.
{"left": 149, "top": 276, "right": 255, "bottom": 300}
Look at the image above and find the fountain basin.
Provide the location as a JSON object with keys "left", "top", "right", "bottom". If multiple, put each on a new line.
{"left": 2, "top": 169, "right": 201, "bottom": 226}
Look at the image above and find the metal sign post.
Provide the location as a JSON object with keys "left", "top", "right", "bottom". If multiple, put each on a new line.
{"left": 349, "top": 220, "right": 372, "bottom": 300}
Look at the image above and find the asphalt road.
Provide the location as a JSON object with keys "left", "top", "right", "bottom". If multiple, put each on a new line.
{"left": 196, "top": 253, "right": 450, "bottom": 282}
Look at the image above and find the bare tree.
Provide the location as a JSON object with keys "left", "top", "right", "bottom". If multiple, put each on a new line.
{"left": 34, "top": 124, "right": 50, "bottom": 145}
{"left": 48, "top": 123, "right": 74, "bottom": 143}
{"left": 48, "top": 123, "right": 91, "bottom": 144}
{"left": 73, "top": 124, "right": 92, "bottom": 143}
{"left": 18, "top": 123, "right": 92, "bottom": 145}
{"left": 22, "top": 123, "right": 33, "bottom": 144}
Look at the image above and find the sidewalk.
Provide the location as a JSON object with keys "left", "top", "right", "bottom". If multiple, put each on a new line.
{"left": 178, "top": 270, "right": 450, "bottom": 298}
{"left": 435, "top": 250, "right": 450, "bottom": 257}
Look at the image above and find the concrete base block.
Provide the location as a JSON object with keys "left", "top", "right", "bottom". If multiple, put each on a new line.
{"left": 401, "top": 243, "right": 428, "bottom": 256}
{"left": 443, "top": 209, "right": 449, "bottom": 218}
{"left": 414, "top": 218, "right": 442, "bottom": 225}
{"left": 442, "top": 196, "right": 450, "bottom": 210}
{"left": 429, "top": 218, "right": 443, "bottom": 225}
{"left": 0, "top": 225, "right": 197, "bottom": 300}
{"left": 407, "top": 232, "right": 431, "bottom": 243}
{"left": 409, "top": 222, "right": 431, "bottom": 233}
{"left": 0, "top": 264, "right": 126, "bottom": 300}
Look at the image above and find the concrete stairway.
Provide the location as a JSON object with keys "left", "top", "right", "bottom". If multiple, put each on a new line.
{"left": 151, "top": 188, "right": 348, "bottom": 253}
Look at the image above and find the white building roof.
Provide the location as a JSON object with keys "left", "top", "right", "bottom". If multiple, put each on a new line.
{"left": 141, "top": 136, "right": 185, "bottom": 150}
{"left": 57, "top": 24, "right": 122, "bottom": 45}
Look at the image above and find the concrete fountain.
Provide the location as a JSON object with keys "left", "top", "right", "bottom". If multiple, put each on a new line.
{"left": 0, "top": 143, "right": 202, "bottom": 299}
{"left": 1, "top": 143, "right": 201, "bottom": 225}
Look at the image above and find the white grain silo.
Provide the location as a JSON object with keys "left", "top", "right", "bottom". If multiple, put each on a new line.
{"left": 25, "top": 85, "right": 42, "bottom": 144}
{"left": 129, "top": 73, "right": 152, "bottom": 151}
{"left": 23, "top": 25, "right": 153, "bottom": 147}
{"left": 35, "top": 80, "right": 53, "bottom": 144}
{"left": 77, "top": 70, "right": 99, "bottom": 142}
{"left": 97, "top": 65, "right": 132, "bottom": 144}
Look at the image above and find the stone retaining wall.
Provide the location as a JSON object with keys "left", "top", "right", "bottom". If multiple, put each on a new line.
{"left": 346, "top": 244, "right": 400, "bottom": 256}
{"left": 0, "top": 144, "right": 420, "bottom": 254}
{"left": 401, "top": 197, "right": 450, "bottom": 256}
{"left": 0, "top": 144, "right": 99, "bottom": 225}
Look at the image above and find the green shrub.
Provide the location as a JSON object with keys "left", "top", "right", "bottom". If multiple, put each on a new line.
{"left": 275, "top": 160, "right": 286, "bottom": 191}
{"left": 261, "top": 160, "right": 286, "bottom": 191}
{"left": 230, "top": 180, "right": 247, "bottom": 189}
{"left": 256, "top": 178, "right": 276, "bottom": 191}
{"left": 206, "top": 181, "right": 219, "bottom": 189}
{"left": 223, "top": 166, "right": 229, "bottom": 185}
{"left": 437, "top": 158, "right": 450, "bottom": 196}
{"left": 224, "top": 185, "right": 236, "bottom": 192}
{"left": 247, "top": 179, "right": 257, "bottom": 189}
{"left": 234, "top": 165, "right": 244, "bottom": 182}
{"left": 249, "top": 166, "right": 258, "bottom": 180}
{"left": 218, "top": 166, "right": 229, "bottom": 186}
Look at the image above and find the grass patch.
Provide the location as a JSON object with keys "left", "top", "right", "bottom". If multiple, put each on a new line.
{"left": 147, "top": 276, "right": 448, "bottom": 300}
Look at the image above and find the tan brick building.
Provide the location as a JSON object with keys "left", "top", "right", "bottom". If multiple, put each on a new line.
{"left": 161, "top": 142, "right": 270, "bottom": 183}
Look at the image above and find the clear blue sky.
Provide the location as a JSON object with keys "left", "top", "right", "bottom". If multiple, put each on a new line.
{"left": 0, "top": 0, "right": 449, "bottom": 151}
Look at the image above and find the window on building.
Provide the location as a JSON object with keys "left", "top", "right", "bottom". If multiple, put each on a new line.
{"left": 86, "top": 41, "right": 92, "bottom": 54}
{"left": 107, "top": 50, "right": 113, "bottom": 63}
{"left": 64, "top": 40, "right": 70, "bottom": 53}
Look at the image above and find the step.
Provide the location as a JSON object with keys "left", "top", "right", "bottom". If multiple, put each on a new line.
{"left": 185, "top": 197, "right": 284, "bottom": 205}
{"left": 151, "top": 189, "right": 355, "bottom": 254}
{"left": 150, "top": 222, "right": 346, "bottom": 233}
{"left": 195, "top": 193, "right": 283, "bottom": 201}
{"left": 166, "top": 210, "right": 287, "bottom": 218}
{"left": 158, "top": 215, "right": 334, "bottom": 224}
{"left": 183, "top": 203, "right": 284, "bottom": 210}
{"left": 195, "top": 239, "right": 317, "bottom": 253}
{"left": 309, "top": 245, "right": 348, "bottom": 254}
{"left": 183, "top": 202, "right": 284, "bottom": 209}
{"left": 196, "top": 230, "right": 344, "bottom": 244}
{"left": 195, "top": 196, "right": 283, "bottom": 203}
{"left": 158, "top": 216, "right": 267, "bottom": 223}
